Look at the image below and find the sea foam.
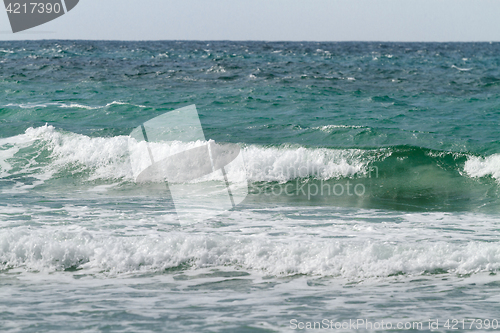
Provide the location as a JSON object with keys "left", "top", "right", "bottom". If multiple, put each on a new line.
{"left": 1, "top": 126, "right": 371, "bottom": 185}
{"left": 1, "top": 226, "right": 500, "bottom": 278}
{"left": 464, "top": 154, "right": 500, "bottom": 181}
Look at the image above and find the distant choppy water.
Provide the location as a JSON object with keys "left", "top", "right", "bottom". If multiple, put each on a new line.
{"left": 1, "top": 41, "right": 500, "bottom": 332}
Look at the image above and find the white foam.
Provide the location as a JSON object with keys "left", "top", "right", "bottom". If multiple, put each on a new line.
{"left": 2, "top": 126, "right": 372, "bottom": 185}
{"left": 464, "top": 154, "right": 500, "bottom": 181}
{"left": 312, "top": 124, "right": 365, "bottom": 132}
{"left": 59, "top": 101, "right": 146, "bottom": 109}
{"left": 58, "top": 103, "right": 99, "bottom": 110}
{"left": 0, "top": 146, "right": 19, "bottom": 177}
{"left": 1, "top": 226, "right": 500, "bottom": 278}
{"left": 5, "top": 101, "right": 147, "bottom": 110}
{"left": 0, "top": 133, "right": 39, "bottom": 180}
{"left": 105, "top": 101, "right": 147, "bottom": 108}
{"left": 206, "top": 65, "right": 226, "bottom": 73}
{"left": 5, "top": 103, "right": 53, "bottom": 109}
{"left": 451, "top": 65, "right": 473, "bottom": 71}
{"left": 243, "top": 145, "right": 369, "bottom": 182}
{"left": 24, "top": 125, "right": 132, "bottom": 181}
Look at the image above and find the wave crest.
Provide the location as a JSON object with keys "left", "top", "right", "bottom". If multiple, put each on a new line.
{"left": 1, "top": 126, "right": 373, "bottom": 185}
{"left": 2, "top": 227, "right": 500, "bottom": 278}
{"left": 464, "top": 154, "right": 500, "bottom": 181}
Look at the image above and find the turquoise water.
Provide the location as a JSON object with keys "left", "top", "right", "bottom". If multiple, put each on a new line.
{"left": 1, "top": 41, "right": 500, "bottom": 332}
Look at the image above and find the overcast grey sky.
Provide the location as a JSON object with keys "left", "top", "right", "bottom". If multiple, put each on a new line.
{"left": 1, "top": 0, "right": 499, "bottom": 41}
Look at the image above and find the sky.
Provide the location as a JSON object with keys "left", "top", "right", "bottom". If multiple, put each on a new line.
{"left": 0, "top": 0, "right": 499, "bottom": 41}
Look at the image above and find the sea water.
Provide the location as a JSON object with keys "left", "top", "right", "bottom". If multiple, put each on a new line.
{"left": 1, "top": 41, "right": 500, "bottom": 332}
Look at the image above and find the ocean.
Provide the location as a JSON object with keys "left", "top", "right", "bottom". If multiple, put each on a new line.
{"left": 1, "top": 41, "right": 500, "bottom": 332}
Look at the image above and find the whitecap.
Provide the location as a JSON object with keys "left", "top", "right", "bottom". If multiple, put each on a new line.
{"left": 451, "top": 65, "right": 472, "bottom": 71}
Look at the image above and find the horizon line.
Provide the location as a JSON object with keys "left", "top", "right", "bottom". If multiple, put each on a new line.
{"left": 0, "top": 39, "right": 499, "bottom": 43}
